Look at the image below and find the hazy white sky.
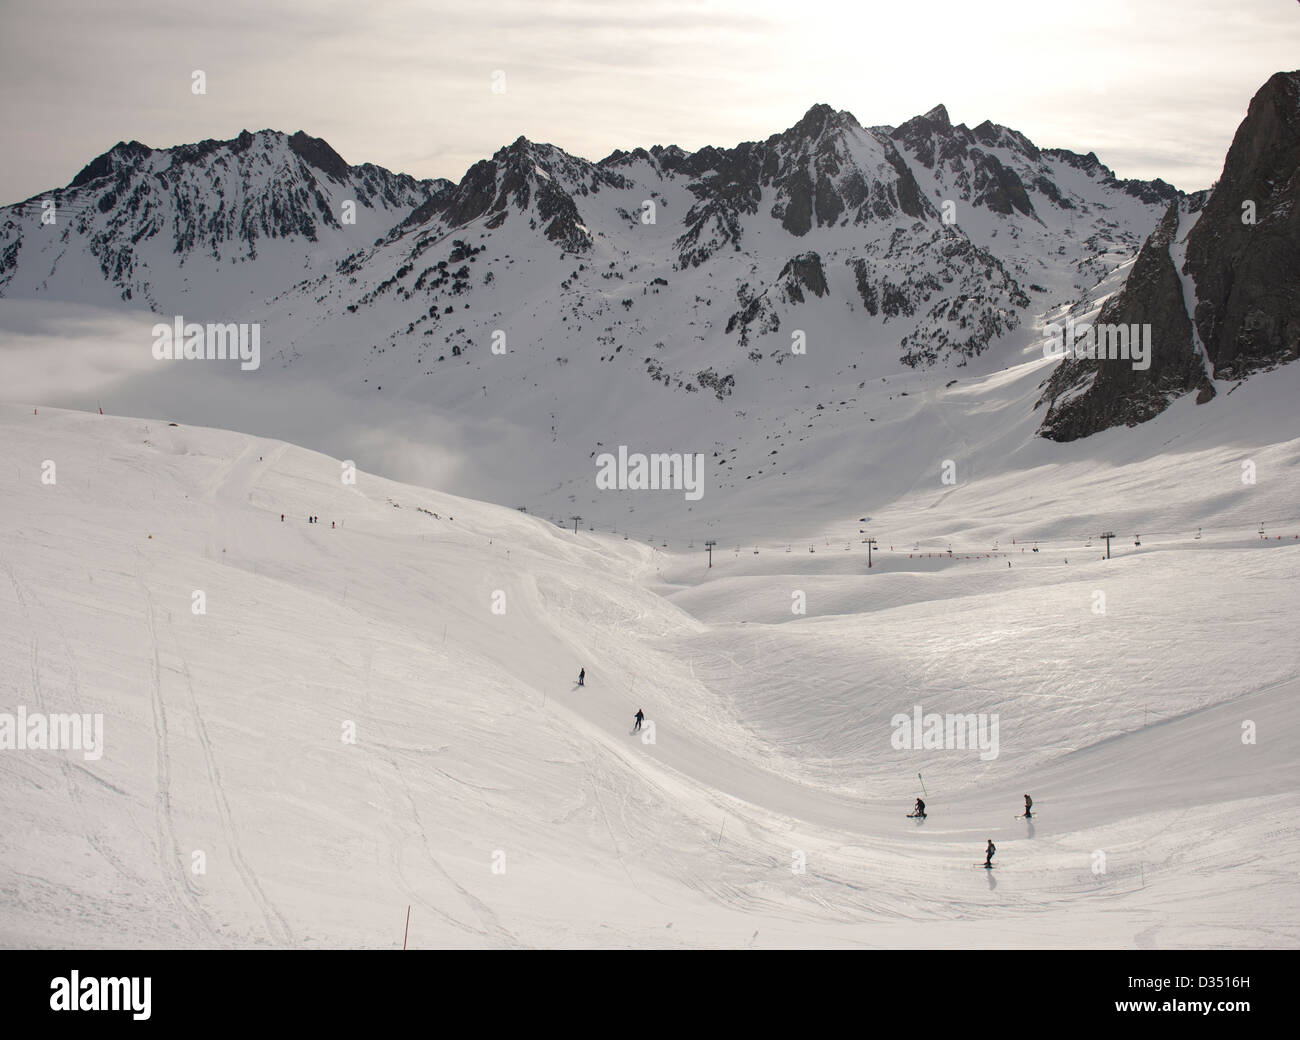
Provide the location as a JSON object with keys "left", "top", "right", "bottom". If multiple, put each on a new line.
{"left": 1, "top": 0, "right": 1297, "bottom": 203}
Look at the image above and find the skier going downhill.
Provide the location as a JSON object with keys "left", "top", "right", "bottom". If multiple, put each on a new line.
{"left": 633, "top": 709, "right": 644, "bottom": 733}
{"left": 1023, "top": 794, "right": 1033, "bottom": 819}
{"left": 984, "top": 839, "right": 996, "bottom": 868}
{"left": 578, "top": 668, "right": 585, "bottom": 687}
{"left": 912, "top": 797, "right": 926, "bottom": 818}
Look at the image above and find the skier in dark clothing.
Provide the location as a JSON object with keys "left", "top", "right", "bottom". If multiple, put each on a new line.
{"left": 912, "top": 798, "right": 926, "bottom": 818}
{"left": 1023, "top": 794, "right": 1033, "bottom": 819}
{"left": 578, "top": 668, "right": 585, "bottom": 687}
{"left": 633, "top": 709, "right": 644, "bottom": 732}
{"left": 984, "top": 839, "right": 996, "bottom": 867}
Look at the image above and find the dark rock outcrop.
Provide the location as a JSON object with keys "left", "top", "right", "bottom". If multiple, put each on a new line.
{"left": 778, "top": 252, "right": 829, "bottom": 302}
{"left": 1038, "top": 69, "right": 1300, "bottom": 440}
{"left": 1183, "top": 70, "right": 1300, "bottom": 379}
{"left": 672, "top": 104, "right": 935, "bottom": 268}
{"left": 1038, "top": 203, "right": 1208, "bottom": 441}
{"left": 288, "top": 131, "right": 351, "bottom": 182}
{"left": 405, "top": 136, "right": 616, "bottom": 253}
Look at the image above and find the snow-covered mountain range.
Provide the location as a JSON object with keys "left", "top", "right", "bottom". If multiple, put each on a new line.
{"left": 0, "top": 74, "right": 1295, "bottom": 539}
{"left": 1, "top": 100, "right": 1174, "bottom": 360}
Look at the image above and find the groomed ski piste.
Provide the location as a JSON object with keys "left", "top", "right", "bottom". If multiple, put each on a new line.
{"left": 1, "top": 358, "right": 1298, "bottom": 948}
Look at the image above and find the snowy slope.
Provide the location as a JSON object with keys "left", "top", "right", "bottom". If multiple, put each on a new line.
{"left": 2, "top": 405, "right": 1296, "bottom": 948}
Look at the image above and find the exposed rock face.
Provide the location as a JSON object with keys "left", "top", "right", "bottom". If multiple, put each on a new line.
{"left": 895, "top": 231, "right": 1029, "bottom": 367}
{"left": 671, "top": 142, "right": 767, "bottom": 267}
{"left": 891, "top": 109, "right": 1037, "bottom": 218}
{"left": 1183, "top": 70, "right": 1300, "bottom": 379}
{"left": 402, "top": 136, "right": 622, "bottom": 253}
{"left": 287, "top": 131, "right": 351, "bottom": 182}
{"left": 778, "top": 252, "right": 829, "bottom": 302}
{"left": 69, "top": 140, "right": 155, "bottom": 189}
{"left": 1038, "top": 70, "right": 1300, "bottom": 440}
{"left": 1037, "top": 202, "right": 1209, "bottom": 441}
{"left": 892, "top": 106, "right": 1181, "bottom": 222}
{"left": 723, "top": 251, "right": 833, "bottom": 346}
{"left": 671, "top": 104, "right": 934, "bottom": 269}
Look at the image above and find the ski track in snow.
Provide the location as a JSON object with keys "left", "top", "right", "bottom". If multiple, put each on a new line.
{"left": 164, "top": 606, "right": 293, "bottom": 946}
{"left": 356, "top": 644, "right": 520, "bottom": 947}
{"left": 1, "top": 554, "right": 152, "bottom": 904}
{"left": 134, "top": 554, "right": 215, "bottom": 940}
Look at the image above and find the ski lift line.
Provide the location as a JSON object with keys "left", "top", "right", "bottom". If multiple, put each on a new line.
{"left": 892, "top": 517, "right": 1300, "bottom": 557}
{"left": 635, "top": 514, "right": 1300, "bottom": 563}
{"left": 816, "top": 517, "right": 1298, "bottom": 559}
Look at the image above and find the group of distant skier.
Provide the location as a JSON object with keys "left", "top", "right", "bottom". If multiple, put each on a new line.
{"left": 574, "top": 665, "right": 1034, "bottom": 865}
{"left": 576, "top": 667, "right": 644, "bottom": 732}
{"left": 908, "top": 795, "right": 1033, "bottom": 867}
{"left": 280, "top": 513, "right": 335, "bottom": 527}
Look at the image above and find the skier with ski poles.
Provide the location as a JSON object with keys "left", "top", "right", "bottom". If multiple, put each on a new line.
{"left": 1023, "top": 794, "right": 1033, "bottom": 819}
{"left": 984, "top": 839, "right": 996, "bottom": 868}
{"left": 577, "top": 667, "right": 585, "bottom": 687}
{"left": 911, "top": 797, "right": 926, "bottom": 819}
{"left": 633, "top": 709, "right": 644, "bottom": 733}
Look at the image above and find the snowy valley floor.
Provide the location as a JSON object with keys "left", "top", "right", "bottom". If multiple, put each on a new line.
{"left": 1, "top": 404, "right": 1297, "bottom": 948}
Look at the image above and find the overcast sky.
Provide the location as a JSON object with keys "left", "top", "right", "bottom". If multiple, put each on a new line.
{"left": 1, "top": 0, "right": 1297, "bottom": 203}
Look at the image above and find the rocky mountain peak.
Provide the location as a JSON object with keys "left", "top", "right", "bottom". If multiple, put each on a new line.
{"left": 922, "top": 104, "right": 951, "bottom": 129}
{"left": 287, "top": 131, "right": 351, "bottom": 182}
{"left": 1181, "top": 68, "right": 1300, "bottom": 379}
{"left": 778, "top": 103, "right": 861, "bottom": 147}
{"left": 68, "top": 140, "right": 154, "bottom": 189}
{"left": 1038, "top": 68, "right": 1300, "bottom": 440}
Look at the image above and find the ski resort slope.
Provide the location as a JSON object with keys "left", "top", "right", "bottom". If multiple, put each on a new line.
{"left": 1, "top": 405, "right": 1297, "bottom": 948}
